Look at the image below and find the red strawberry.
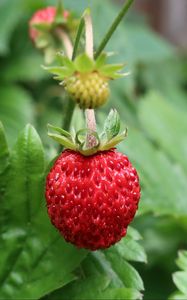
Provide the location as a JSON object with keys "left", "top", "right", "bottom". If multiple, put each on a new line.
{"left": 29, "top": 6, "right": 69, "bottom": 42}
{"left": 45, "top": 149, "right": 140, "bottom": 251}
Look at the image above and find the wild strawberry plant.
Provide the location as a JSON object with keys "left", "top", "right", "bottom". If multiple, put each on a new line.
{"left": 0, "top": 0, "right": 147, "bottom": 299}
{"left": 0, "top": 0, "right": 187, "bottom": 299}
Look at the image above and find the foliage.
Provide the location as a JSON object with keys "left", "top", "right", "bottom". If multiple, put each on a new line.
{"left": 0, "top": 0, "right": 187, "bottom": 299}
{"left": 170, "top": 251, "right": 187, "bottom": 300}
{"left": 47, "top": 227, "right": 146, "bottom": 300}
{"left": 0, "top": 123, "right": 87, "bottom": 299}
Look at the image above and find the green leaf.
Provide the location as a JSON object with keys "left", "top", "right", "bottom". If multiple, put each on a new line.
{"left": 103, "top": 109, "right": 120, "bottom": 140}
{"left": 51, "top": 275, "right": 142, "bottom": 300}
{"left": 101, "top": 288, "right": 142, "bottom": 300}
{"left": 74, "top": 53, "right": 95, "bottom": 73}
{"left": 49, "top": 227, "right": 145, "bottom": 300}
{"left": 89, "top": 229, "right": 145, "bottom": 292}
{"left": 0, "top": 125, "right": 87, "bottom": 299}
{"left": 173, "top": 272, "right": 187, "bottom": 295}
{"left": 101, "top": 251, "right": 144, "bottom": 291}
{"left": 127, "top": 227, "right": 143, "bottom": 241}
{"left": 170, "top": 250, "right": 187, "bottom": 299}
{"left": 2, "top": 125, "right": 45, "bottom": 224}
{"left": 115, "top": 236, "right": 147, "bottom": 263}
{"left": 176, "top": 251, "right": 187, "bottom": 271}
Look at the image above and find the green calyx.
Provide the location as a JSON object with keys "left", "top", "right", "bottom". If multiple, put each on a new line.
{"left": 44, "top": 52, "right": 129, "bottom": 108}
{"left": 48, "top": 109, "right": 127, "bottom": 156}
{"left": 44, "top": 52, "right": 129, "bottom": 81}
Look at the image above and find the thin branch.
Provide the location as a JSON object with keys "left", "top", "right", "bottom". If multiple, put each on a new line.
{"left": 95, "top": 0, "right": 135, "bottom": 58}
{"left": 72, "top": 17, "right": 85, "bottom": 60}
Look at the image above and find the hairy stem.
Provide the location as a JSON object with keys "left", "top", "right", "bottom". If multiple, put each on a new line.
{"left": 84, "top": 11, "right": 97, "bottom": 148}
{"left": 85, "top": 109, "right": 96, "bottom": 132}
{"left": 85, "top": 109, "right": 97, "bottom": 148}
{"left": 61, "top": 15, "right": 87, "bottom": 146}
{"left": 95, "top": 0, "right": 134, "bottom": 58}
{"left": 55, "top": 28, "right": 74, "bottom": 151}
{"left": 84, "top": 10, "right": 94, "bottom": 59}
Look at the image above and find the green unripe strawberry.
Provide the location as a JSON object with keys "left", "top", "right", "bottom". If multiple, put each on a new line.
{"left": 64, "top": 72, "right": 109, "bottom": 108}
{"left": 45, "top": 53, "right": 128, "bottom": 109}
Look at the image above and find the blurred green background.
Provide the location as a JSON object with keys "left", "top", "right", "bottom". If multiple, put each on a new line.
{"left": 0, "top": 0, "right": 187, "bottom": 299}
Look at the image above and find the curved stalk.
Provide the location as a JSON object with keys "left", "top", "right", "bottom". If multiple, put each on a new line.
{"left": 55, "top": 28, "right": 73, "bottom": 59}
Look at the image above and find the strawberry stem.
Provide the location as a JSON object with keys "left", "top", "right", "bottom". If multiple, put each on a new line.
{"left": 95, "top": 0, "right": 134, "bottom": 58}
{"left": 84, "top": 10, "right": 97, "bottom": 148}
{"left": 85, "top": 109, "right": 97, "bottom": 148}
{"left": 84, "top": 10, "right": 94, "bottom": 59}
{"left": 55, "top": 28, "right": 74, "bottom": 151}
{"left": 58, "top": 17, "right": 85, "bottom": 151}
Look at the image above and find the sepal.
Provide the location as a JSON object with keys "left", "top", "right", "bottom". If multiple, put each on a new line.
{"left": 47, "top": 124, "right": 76, "bottom": 150}
{"left": 47, "top": 110, "right": 128, "bottom": 156}
{"left": 103, "top": 109, "right": 120, "bottom": 141}
{"left": 44, "top": 52, "right": 128, "bottom": 80}
{"left": 74, "top": 53, "right": 95, "bottom": 72}
{"left": 100, "top": 129, "right": 128, "bottom": 151}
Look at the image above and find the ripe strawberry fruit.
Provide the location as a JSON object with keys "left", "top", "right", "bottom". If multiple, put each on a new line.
{"left": 45, "top": 149, "right": 140, "bottom": 250}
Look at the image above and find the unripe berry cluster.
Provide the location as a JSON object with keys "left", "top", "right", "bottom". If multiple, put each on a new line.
{"left": 64, "top": 72, "right": 109, "bottom": 108}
